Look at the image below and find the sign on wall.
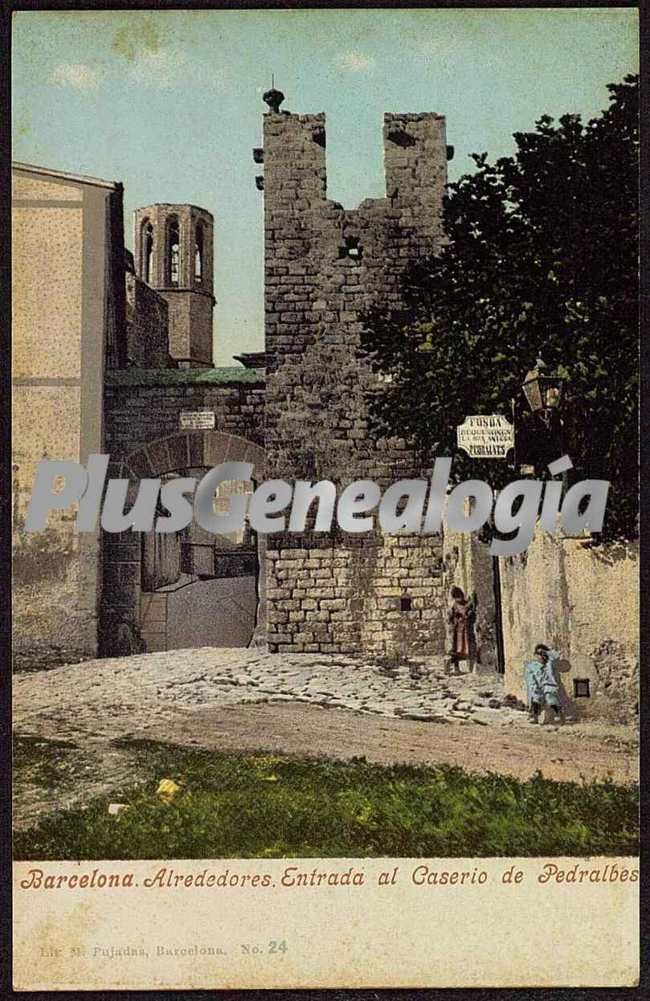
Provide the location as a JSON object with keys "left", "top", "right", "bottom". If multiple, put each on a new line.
{"left": 456, "top": 415, "right": 514, "bottom": 459}
{"left": 179, "top": 411, "right": 216, "bottom": 430}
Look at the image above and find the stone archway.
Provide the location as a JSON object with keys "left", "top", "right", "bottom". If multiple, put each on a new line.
{"left": 101, "top": 430, "right": 266, "bottom": 656}
{"left": 123, "top": 429, "right": 265, "bottom": 481}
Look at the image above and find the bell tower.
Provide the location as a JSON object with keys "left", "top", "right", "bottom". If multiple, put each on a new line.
{"left": 134, "top": 203, "right": 215, "bottom": 368}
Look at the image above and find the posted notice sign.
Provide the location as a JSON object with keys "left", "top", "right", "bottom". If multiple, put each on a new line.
{"left": 180, "top": 411, "right": 216, "bottom": 430}
{"left": 456, "top": 415, "right": 514, "bottom": 459}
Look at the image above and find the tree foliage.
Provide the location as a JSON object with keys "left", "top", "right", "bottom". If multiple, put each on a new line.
{"left": 361, "top": 76, "right": 638, "bottom": 540}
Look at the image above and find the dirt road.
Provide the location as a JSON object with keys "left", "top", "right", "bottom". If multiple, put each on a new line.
{"left": 141, "top": 701, "right": 638, "bottom": 785}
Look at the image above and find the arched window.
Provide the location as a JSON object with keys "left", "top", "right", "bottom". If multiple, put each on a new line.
{"left": 142, "top": 220, "right": 154, "bottom": 284}
{"left": 194, "top": 222, "right": 204, "bottom": 284}
{"left": 167, "top": 218, "right": 180, "bottom": 286}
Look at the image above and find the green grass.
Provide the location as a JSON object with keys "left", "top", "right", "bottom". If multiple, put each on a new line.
{"left": 13, "top": 735, "right": 80, "bottom": 789}
{"left": 14, "top": 740, "right": 639, "bottom": 860}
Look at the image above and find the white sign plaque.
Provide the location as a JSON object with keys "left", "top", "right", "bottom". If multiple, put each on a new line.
{"left": 456, "top": 414, "right": 515, "bottom": 459}
{"left": 179, "top": 410, "right": 216, "bottom": 430}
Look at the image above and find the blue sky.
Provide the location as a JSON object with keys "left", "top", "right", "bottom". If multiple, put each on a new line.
{"left": 13, "top": 9, "right": 639, "bottom": 365}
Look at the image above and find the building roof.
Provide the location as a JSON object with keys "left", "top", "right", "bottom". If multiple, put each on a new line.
{"left": 12, "top": 161, "right": 120, "bottom": 191}
{"left": 105, "top": 367, "right": 265, "bottom": 387}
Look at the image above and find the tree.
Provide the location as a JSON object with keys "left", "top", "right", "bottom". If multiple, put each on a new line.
{"left": 360, "top": 76, "right": 639, "bottom": 540}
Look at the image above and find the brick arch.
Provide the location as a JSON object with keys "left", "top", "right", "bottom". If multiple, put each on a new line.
{"left": 122, "top": 430, "right": 265, "bottom": 480}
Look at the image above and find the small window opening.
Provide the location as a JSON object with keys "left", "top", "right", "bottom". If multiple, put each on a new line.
{"left": 194, "top": 223, "right": 204, "bottom": 284}
{"left": 168, "top": 218, "right": 180, "bottom": 286}
{"left": 573, "top": 678, "right": 591, "bottom": 698}
{"left": 339, "top": 236, "right": 362, "bottom": 261}
{"left": 400, "top": 596, "right": 412, "bottom": 611}
{"left": 143, "top": 222, "right": 154, "bottom": 285}
{"left": 387, "top": 128, "right": 416, "bottom": 148}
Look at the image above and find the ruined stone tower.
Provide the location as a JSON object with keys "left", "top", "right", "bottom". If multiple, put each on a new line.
{"left": 133, "top": 203, "right": 215, "bottom": 367}
{"left": 257, "top": 91, "right": 453, "bottom": 657}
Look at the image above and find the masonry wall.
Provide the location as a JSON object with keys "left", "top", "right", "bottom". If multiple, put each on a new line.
{"left": 266, "top": 535, "right": 444, "bottom": 656}
{"left": 125, "top": 274, "right": 170, "bottom": 369}
{"left": 500, "top": 530, "right": 639, "bottom": 721}
{"left": 161, "top": 290, "right": 213, "bottom": 367}
{"left": 261, "top": 106, "right": 450, "bottom": 656}
{"left": 103, "top": 370, "right": 265, "bottom": 456}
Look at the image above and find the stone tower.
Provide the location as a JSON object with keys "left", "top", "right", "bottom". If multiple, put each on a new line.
{"left": 133, "top": 203, "right": 215, "bottom": 368}
{"left": 257, "top": 90, "right": 453, "bottom": 657}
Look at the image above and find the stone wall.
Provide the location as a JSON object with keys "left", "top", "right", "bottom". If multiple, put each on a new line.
{"left": 500, "top": 530, "right": 639, "bottom": 721}
{"left": 260, "top": 103, "right": 451, "bottom": 657}
{"left": 266, "top": 534, "right": 445, "bottom": 656}
{"left": 103, "top": 369, "right": 265, "bottom": 456}
{"left": 125, "top": 274, "right": 170, "bottom": 369}
{"left": 162, "top": 290, "right": 214, "bottom": 369}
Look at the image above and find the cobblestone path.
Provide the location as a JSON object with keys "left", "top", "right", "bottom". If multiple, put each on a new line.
{"left": 14, "top": 648, "right": 530, "bottom": 741}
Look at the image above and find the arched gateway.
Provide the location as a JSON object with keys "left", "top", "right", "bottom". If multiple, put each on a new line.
{"left": 100, "top": 430, "right": 266, "bottom": 656}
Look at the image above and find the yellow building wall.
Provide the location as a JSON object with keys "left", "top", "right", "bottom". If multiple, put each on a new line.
{"left": 12, "top": 206, "right": 83, "bottom": 381}
{"left": 12, "top": 174, "right": 81, "bottom": 201}
{"left": 500, "top": 530, "right": 639, "bottom": 720}
{"left": 12, "top": 166, "right": 114, "bottom": 667}
{"left": 442, "top": 500, "right": 638, "bottom": 721}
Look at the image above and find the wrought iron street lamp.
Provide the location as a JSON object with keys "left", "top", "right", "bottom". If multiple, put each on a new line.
{"left": 522, "top": 364, "right": 566, "bottom": 421}
{"left": 516, "top": 362, "right": 567, "bottom": 474}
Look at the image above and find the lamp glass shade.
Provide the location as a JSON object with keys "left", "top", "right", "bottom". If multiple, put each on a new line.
{"left": 522, "top": 369, "right": 544, "bottom": 412}
{"left": 542, "top": 381, "right": 563, "bottom": 409}
{"left": 522, "top": 368, "right": 564, "bottom": 412}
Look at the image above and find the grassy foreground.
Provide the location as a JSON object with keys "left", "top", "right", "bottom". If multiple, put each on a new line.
{"left": 14, "top": 738, "right": 638, "bottom": 860}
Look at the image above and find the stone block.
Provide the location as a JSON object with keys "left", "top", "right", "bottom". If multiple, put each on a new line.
{"left": 305, "top": 610, "right": 330, "bottom": 622}
{"left": 188, "top": 434, "right": 206, "bottom": 468}
{"left": 320, "top": 598, "right": 346, "bottom": 610}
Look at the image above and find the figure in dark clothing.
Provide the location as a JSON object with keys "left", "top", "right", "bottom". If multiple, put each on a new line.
{"left": 446, "top": 586, "right": 476, "bottom": 674}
